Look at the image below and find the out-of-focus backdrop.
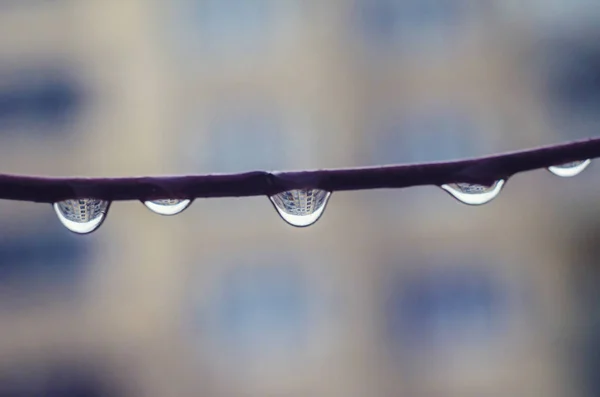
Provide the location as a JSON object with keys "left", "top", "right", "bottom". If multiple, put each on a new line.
{"left": 0, "top": 1, "right": 600, "bottom": 396}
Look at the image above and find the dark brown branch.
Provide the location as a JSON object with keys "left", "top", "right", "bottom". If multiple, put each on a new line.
{"left": 2, "top": 137, "right": 600, "bottom": 203}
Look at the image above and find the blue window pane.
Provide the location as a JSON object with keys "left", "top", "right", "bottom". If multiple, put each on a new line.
{"left": 370, "top": 109, "right": 481, "bottom": 165}
{"left": 172, "top": 0, "right": 273, "bottom": 55}
{"left": 206, "top": 106, "right": 285, "bottom": 172}
{"left": 0, "top": 68, "right": 82, "bottom": 134}
{"left": 357, "top": 0, "right": 470, "bottom": 51}
{"left": 201, "top": 262, "right": 311, "bottom": 355}
{"left": 540, "top": 36, "right": 600, "bottom": 140}
{"left": 0, "top": 364, "right": 119, "bottom": 397}
{"left": 508, "top": 1, "right": 600, "bottom": 27}
{"left": 385, "top": 264, "right": 506, "bottom": 349}
{"left": 0, "top": 229, "right": 89, "bottom": 286}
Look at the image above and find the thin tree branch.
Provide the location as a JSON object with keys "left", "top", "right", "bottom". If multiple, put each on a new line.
{"left": 2, "top": 137, "right": 600, "bottom": 203}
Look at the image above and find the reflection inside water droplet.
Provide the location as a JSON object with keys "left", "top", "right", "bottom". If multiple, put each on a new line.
{"left": 269, "top": 189, "right": 331, "bottom": 227}
{"left": 548, "top": 159, "right": 591, "bottom": 177}
{"left": 53, "top": 198, "right": 110, "bottom": 234}
{"left": 441, "top": 180, "right": 505, "bottom": 205}
{"left": 143, "top": 199, "right": 192, "bottom": 216}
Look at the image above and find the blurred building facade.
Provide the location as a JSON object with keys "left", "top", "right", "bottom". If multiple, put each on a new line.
{"left": 0, "top": 1, "right": 599, "bottom": 396}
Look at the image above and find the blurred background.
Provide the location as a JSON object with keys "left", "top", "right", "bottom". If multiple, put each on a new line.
{"left": 0, "top": 0, "right": 600, "bottom": 396}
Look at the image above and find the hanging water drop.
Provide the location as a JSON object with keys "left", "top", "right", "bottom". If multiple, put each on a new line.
{"left": 441, "top": 180, "right": 505, "bottom": 206}
{"left": 143, "top": 199, "right": 192, "bottom": 216}
{"left": 547, "top": 159, "right": 591, "bottom": 177}
{"left": 269, "top": 189, "right": 331, "bottom": 227}
{"left": 53, "top": 198, "right": 110, "bottom": 234}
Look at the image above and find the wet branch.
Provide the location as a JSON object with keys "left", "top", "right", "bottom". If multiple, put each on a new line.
{"left": 2, "top": 137, "right": 600, "bottom": 203}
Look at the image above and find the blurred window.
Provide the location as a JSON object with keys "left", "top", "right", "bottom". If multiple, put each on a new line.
{"left": 196, "top": 260, "right": 315, "bottom": 360}
{"left": 0, "top": 227, "right": 89, "bottom": 293}
{"left": 356, "top": 0, "right": 472, "bottom": 53}
{"left": 202, "top": 104, "right": 287, "bottom": 173}
{"left": 170, "top": 0, "right": 296, "bottom": 57}
{"left": 539, "top": 36, "right": 600, "bottom": 140}
{"left": 0, "top": 363, "right": 119, "bottom": 397}
{"left": 369, "top": 108, "right": 483, "bottom": 165}
{"left": 0, "top": 68, "right": 82, "bottom": 136}
{"left": 571, "top": 218, "right": 600, "bottom": 397}
{"left": 501, "top": 0, "right": 600, "bottom": 26}
{"left": 385, "top": 263, "right": 507, "bottom": 350}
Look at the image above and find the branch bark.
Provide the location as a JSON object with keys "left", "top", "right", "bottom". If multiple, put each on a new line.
{"left": 2, "top": 137, "right": 600, "bottom": 203}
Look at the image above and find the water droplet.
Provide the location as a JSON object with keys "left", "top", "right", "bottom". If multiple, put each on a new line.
{"left": 548, "top": 159, "right": 591, "bottom": 177}
{"left": 143, "top": 199, "right": 192, "bottom": 216}
{"left": 269, "top": 189, "right": 331, "bottom": 227}
{"left": 441, "top": 180, "right": 505, "bottom": 206}
{"left": 53, "top": 198, "right": 110, "bottom": 234}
